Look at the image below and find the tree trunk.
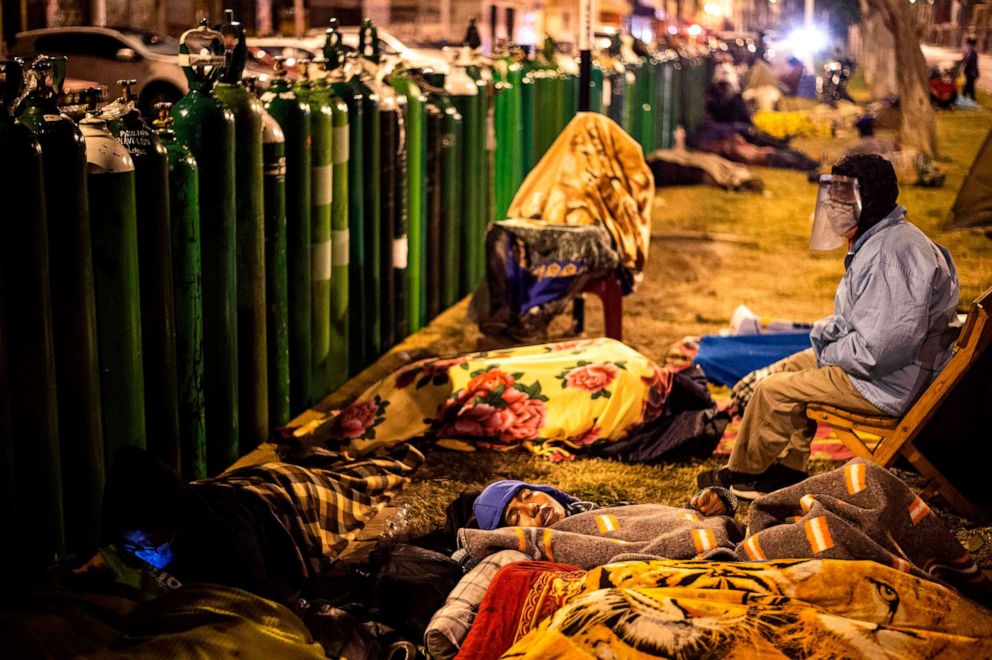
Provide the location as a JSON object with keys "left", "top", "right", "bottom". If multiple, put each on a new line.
{"left": 857, "top": 0, "right": 899, "bottom": 99}
{"left": 866, "top": 0, "right": 939, "bottom": 157}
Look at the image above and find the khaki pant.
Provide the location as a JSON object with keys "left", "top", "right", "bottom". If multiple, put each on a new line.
{"left": 728, "top": 348, "right": 883, "bottom": 474}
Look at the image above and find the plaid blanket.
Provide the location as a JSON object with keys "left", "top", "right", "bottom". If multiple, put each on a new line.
{"left": 501, "top": 558, "right": 992, "bottom": 659}
{"left": 203, "top": 443, "right": 423, "bottom": 579}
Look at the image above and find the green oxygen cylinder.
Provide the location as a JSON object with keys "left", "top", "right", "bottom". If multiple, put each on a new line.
{"left": 215, "top": 12, "right": 268, "bottom": 450}
{"left": 462, "top": 49, "right": 491, "bottom": 292}
{"left": 106, "top": 80, "right": 180, "bottom": 471}
{"left": 297, "top": 60, "right": 333, "bottom": 398}
{"left": 354, "top": 19, "right": 383, "bottom": 362}
{"left": 492, "top": 53, "right": 524, "bottom": 220}
{"left": 153, "top": 103, "right": 206, "bottom": 481}
{"left": 260, "top": 105, "right": 290, "bottom": 428}
{"left": 171, "top": 21, "right": 238, "bottom": 473}
{"left": 81, "top": 98, "right": 147, "bottom": 467}
{"left": 634, "top": 57, "right": 655, "bottom": 151}
{"left": 262, "top": 56, "right": 311, "bottom": 414}
{"left": 424, "top": 91, "right": 443, "bottom": 321}
{"left": 1, "top": 58, "right": 64, "bottom": 566}
{"left": 444, "top": 46, "right": 487, "bottom": 297}
{"left": 424, "top": 71, "right": 463, "bottom": 310}
{"left": 324, "top": 20, "right": 366, "bottom": 376}
{"left": 372, "top": 75, "right": 407, "bottom": 350}
{"left": 314, "top": 57, "right": 350, "bottom": 391}
{"left": 520, "top": 68, "right": 536, "bottom": 175}
{"left": 389, "top": 73, "right": 426, "bottom": 334}
{"left": 655, "top": 52, "right": 675, "bottom": 150}
{"left": 589, "top": 60, "right": 605, "bottom": 114}
{"left": 17, "top": 57, "right": 102, "bottom": 559}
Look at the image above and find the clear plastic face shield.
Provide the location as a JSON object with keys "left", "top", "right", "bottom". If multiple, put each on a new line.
{"left": 810, "top": 174, "right": 862, "bottom": 251}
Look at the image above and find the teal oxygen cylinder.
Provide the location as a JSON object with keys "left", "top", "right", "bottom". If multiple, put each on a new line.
{"left": 17, "top": 57, "right": 102, "bottom": 559}
{"left": 81, "top": 97, "right": 147, "bottom": 468}
{"left": 215, "top": 11, "right": 269, "bottom": 451}
{"left": 312, "top": 57, "right": 350, "bottom": 392}
{"left": 389, "top": 73, "right": 426, "bottom": 334}
{"left": 354, "top": 19, "right": 383, "bottom": 362}
{"left": 296, "top": 59, "right": 334, "bottom": 398}
{"left": 105, "top": 79, "right": 180, "bottom": 471}
{"left": 171, "top": 21, "right": 239, "bottom": 473}
{"left": 450, "top": 47, "right": 485, "bottom": 296}
{"left": 1, "top": 58, "right": 64, "bottom": 566}
{"left": 423, "top": 71, "right": 463, "bottom": 310}
{"left": 262, "top": 56, "right": 311, "bottom": 413}
{"left": 153, "top": 103, "right": 207, "bottom": 480}
{"left": 324, "top": 20, "right": 366, "bottom": 376}
{"left": 261, "top": 105, "right": 290, "bottom": 428}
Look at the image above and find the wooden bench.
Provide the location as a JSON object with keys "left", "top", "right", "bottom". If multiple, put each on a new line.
{"left": 806, "top": 285, "right": 992, "bottom": 520}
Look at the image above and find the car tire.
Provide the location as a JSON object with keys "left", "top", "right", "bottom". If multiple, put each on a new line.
{"left": 138, "top": 82, "right": 182, "bottom": 120}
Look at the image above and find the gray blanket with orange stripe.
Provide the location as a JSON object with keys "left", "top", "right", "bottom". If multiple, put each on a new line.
{"left": 456, "top": 459, "right": 992, "bottom": 604}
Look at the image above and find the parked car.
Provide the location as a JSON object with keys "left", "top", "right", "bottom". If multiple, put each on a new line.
{"left": 11, "top": 25, "right": 269, "bottom": 116}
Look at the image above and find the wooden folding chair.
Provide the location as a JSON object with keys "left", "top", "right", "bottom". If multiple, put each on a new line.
{"left": 806, "top": 285, "right": 992, "bottom": 520}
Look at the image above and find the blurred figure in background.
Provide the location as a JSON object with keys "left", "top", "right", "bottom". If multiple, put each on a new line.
{"left": 960, "top": 37, "right": 980, "bottom": 100}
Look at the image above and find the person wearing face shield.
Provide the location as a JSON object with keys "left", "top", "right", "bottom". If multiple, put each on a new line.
{"left": 698, "top": 154, "right": 959, "bottom": 499}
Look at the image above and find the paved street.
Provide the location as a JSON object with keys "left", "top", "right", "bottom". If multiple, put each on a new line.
{"left": 922, "top": 43, "right": 992, "bottom": 93}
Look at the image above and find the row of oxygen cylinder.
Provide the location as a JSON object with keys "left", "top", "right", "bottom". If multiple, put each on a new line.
{"left": 0, "top": 14, "right": 496, "bottom": 568}
{"left": 491, "top": 43, "right": 711, "bottom": 219}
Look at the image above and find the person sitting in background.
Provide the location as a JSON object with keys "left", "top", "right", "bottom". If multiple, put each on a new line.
{"left": 929, "top": 65, "right": 959, "bottom": 109}
{"left": 696, "top": 154, "right": 959, "bottom": 499}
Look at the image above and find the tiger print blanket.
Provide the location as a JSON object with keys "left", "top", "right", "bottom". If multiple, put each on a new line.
{"left": 457, "top": 459, "right": 992, "bottom": 605}
{"left": 499, "top": 558, "right": 992, "bottom": 659}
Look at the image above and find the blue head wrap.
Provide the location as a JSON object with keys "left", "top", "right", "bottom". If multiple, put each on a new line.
{"left": 472, "top": 480, "right": 578, "bottom": 530}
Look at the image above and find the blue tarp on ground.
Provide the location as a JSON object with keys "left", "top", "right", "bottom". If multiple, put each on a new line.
{"left": 693, "top": 332, "right": 812, "bottom": 387}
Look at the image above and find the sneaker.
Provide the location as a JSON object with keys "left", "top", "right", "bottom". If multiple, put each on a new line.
{"left": 730, "top": 464, "right": 809, "bottom": 500}
{"left": 696, "top": 466, "right": 760, "bottom": 491}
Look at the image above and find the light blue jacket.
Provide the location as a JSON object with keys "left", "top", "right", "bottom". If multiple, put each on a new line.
{"left": 810, "top": 206, "right": 959, "bottom": 416}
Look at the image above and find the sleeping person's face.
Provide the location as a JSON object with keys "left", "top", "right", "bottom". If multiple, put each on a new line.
{"left": 503, "top": 488, "right": 567, "bottom": 528}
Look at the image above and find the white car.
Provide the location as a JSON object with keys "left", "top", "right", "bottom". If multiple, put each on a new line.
{"left": 11, "top": 26, "right": 187, "bottom": 116}
{"left": 11, "top": 25, "right": 272, "bottom": 116}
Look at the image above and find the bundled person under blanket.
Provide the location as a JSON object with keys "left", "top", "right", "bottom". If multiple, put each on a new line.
{"left": 450, "top": 462, "right": 992, "bottom": 606}
{"left": 75, "top": 444, "right": 422, "bottom": 607}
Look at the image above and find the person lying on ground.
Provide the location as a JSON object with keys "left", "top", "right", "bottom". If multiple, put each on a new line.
{"left": 76, "top": 444, "right": 421, "bottom": 607}
{"left": 696, "top": 154, "right": 959, "bottom": 499}
{"left": 452, "top": 461, "right": 991, "bottom": 605}
{"left": 470, "top": 478, "right": 737, "bottom": 531}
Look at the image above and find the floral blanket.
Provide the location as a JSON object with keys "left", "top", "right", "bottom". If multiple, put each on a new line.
{"left": 310, "top": 338, "right": 676, "bottom": 462}
{"left": 495, "top": 559, "right": 992, "bottom": 659}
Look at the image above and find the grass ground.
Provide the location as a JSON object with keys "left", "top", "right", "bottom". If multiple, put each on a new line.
{"left": 306, "top": 89, "right": 992, "bottom": 565}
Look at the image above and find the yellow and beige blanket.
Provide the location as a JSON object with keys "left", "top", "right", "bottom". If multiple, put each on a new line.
{"left": 501, "top": 558, "right": 992, "bottom": 658}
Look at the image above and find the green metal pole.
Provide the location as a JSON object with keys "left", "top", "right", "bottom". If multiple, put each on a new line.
{"left": 153, "top": 104, "right": 206, "bottom": 481}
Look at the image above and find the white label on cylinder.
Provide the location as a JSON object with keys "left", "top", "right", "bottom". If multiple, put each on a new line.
{"left": 579, "top": 0, "right": 592, "bottom": 51}
{"left": 311, "top": 240, "right": 332, "bottom": 282}
{"left": 332, "top": 230, "right": 350, "bottom": 266}
{"left": 312, "top": 164, "right": 333, "bottom": 206}
{"left": 333, "top": 125, "right": 349, "bottom": 164}
{"left": 392, "top": 236, "right": 408, "bottom": 269}
{"left": 602, "top": 78, "right": 612, "bottom": 106}
{"left": 177, "top": 53, "right": 189, "bottom": 67}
